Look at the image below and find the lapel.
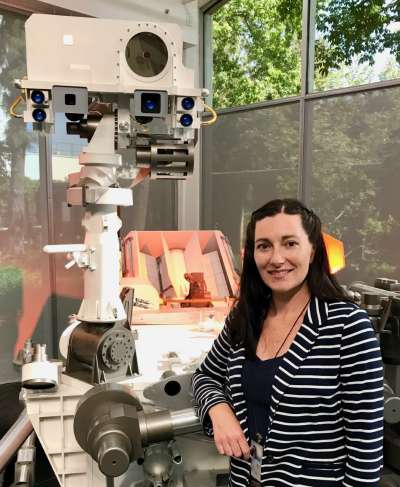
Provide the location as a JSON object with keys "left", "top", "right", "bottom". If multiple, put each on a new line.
{"left": 268, "top": 296, "right": 328, "bottom": 424}
{"left": 228, "top": 345, "right": 250, "bottom": 441}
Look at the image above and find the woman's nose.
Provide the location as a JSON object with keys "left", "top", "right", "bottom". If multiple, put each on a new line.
{"left": 270, "top": 246, "right": 285, "bottom": 264}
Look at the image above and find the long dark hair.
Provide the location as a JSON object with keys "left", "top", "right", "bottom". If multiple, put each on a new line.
{"left": 228, "top": 198, "right": 349, "bottom": 356}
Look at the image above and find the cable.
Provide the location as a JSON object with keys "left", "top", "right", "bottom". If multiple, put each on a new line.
{"left": 201, "top": 103, "right": 218, "bottom": 127}
{"left": 8, "top": 95, "right": 25, "bottom": 119}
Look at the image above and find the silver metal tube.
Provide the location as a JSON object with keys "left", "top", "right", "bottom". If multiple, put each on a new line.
{"left": 140, "top": 408, "right": 201, "bottom": 447}
{"left": 349, "top": 281, "right": 400, "bottom": 299}
{"left": 170, "top": 408, "right": 201, "bottom": 436}
{"left": 0, "top": 410, "right": 33, "bottom": 473}
{"left": 14, "top": 431, "right": 36, "bottom": 486}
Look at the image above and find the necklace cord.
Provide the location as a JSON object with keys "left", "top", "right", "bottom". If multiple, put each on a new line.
{"left": 273, "top": 297, "right": 311, "bottom": 358}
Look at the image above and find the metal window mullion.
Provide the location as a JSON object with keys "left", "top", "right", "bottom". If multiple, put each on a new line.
{"left": 38, "top": 133, "right": 58, "bottom": 357}
{"left": 298, "top": 0, "right": 314, "bottom": 205}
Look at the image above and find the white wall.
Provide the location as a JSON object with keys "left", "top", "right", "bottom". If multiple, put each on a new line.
{"left": 41, "top": 0, "right": 203, "bottom": 229}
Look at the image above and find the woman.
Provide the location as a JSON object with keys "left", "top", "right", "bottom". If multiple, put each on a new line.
{"left": 192, "top": 199, "right": 383, "bottom": 487}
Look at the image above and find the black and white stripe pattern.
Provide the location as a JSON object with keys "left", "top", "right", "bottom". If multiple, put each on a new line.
{"left": 192, "top": 297, "right": 384, "bottom": 486}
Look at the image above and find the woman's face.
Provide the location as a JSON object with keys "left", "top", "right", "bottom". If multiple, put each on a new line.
{"left": 253, "top": 212, "right": 315, "bottom": 297}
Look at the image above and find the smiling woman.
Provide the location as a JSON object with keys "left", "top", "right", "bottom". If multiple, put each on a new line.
{"left": 192, "top": 198, "right": 384, "bottom": 487}
{"left": 253, "top": 212, "right": 315, "bottom": 298}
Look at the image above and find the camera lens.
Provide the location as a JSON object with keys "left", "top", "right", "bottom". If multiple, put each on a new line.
{"left": 31, "top": 90, "right": 45, "bottom": 104}
{"left": 141, "top": 93, "right": 161, "bottom": 114}
{"left": 65, "top": 94, "right": 76, "bottom": 106}
{"left": 180, "top": 114, "right": 193, "bottom": 127}
{"left": 144, "top": 99, "right": 157, "bottom": 111}
{"left": 181, "top": 97, "right": 195, "bottom": 110}
{"left": 32, "top": 108, "right": 47, "bottom": 122}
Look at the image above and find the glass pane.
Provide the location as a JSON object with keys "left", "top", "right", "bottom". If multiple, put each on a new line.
{"left": 0, "top": 10, "right": 53, "bottom": 383}
{"left": 312, "top": 0, "right": 400, "bottom": 92}
{"left": 202, "top": 103, "right": 300, "bottom": 263}
{"left": 208, "top": 0, "right": 302, "bottom": 109}
{"left": 309, "top": 87, "right": 400, "bottom": 285}
{"left": 120, "top": 180, "right": 177, "bottom": 234}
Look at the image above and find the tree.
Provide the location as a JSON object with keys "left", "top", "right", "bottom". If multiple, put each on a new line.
{"left": 314, "top": 0, "right": 400, "bottom": 76}
{"left": 0, "top": 11, "right": 33, "bottom": 257}
{"left": 212, "top": 0, "right": 400, "bottom": 107}
{"left": 212, "top": 0, "right": 302, "bottom": 108}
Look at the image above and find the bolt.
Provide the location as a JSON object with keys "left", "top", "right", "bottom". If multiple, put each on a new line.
{"left": 33, "top": 344, "right": 47, "bottom": 362}
{"left": 119, "top": 121, "right": 129, "bottom": 131}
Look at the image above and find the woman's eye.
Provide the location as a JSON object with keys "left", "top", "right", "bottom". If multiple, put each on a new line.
{"left": 256, "top": 243, "right": 270, "bottom": 250}
{"left": 286, "top": 241, "right": 298, "bottom": 247}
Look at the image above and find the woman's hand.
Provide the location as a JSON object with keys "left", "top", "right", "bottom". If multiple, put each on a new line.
{"left": 209, "top": 403, "right": 250, "bottom": 459}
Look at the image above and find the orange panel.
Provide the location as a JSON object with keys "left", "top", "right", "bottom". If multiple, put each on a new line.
{"left": 323, "top": 232, "right": 345, "bottom": 274}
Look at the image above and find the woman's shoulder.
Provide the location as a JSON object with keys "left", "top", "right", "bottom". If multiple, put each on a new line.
{"left": 322, "top": 298, "right": 367, "bottom": 318}
{"left": 323, "top": 298, "right": 372, "bottom": 327}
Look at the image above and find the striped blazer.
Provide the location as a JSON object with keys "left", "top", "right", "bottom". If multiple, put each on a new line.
{"left": 192, "top": 297, "right": 384, "bottom": 486}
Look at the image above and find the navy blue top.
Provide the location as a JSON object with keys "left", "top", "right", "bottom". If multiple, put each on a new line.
{"left": 242, "top": 355, "right": 285, "bottom": 442}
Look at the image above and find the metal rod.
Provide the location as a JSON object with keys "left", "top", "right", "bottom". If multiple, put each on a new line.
{"left": 106, "top": 477, "right": 114, "bottom": 487}
{"left": 170, "top": 408, "right": 201, "bottom": 436}
{"left": 0, "top": 410, "right": 33, "bottom": 473}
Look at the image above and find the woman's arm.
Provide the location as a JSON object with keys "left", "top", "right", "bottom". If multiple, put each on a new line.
{"left": 191, "top": 323, "right": 250, "bottom": 459}
{"left": 191, "top": 323, "right": 232, "bottom": 435}
{"left": 339, "top": 307, "right": 384, "bottom": 486}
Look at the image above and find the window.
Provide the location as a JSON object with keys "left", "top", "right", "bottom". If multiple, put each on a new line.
{"left": 0, "top": 10, "right": 53, "bottom": 382}
{"left": 311, "top": 0, "right": 400, "bottom": 91}
{"left": 309, "top": 87, "right": 400, "bottom": 282}
{"left": 206, "top": 0, "right": 303, "bottom": 109}
{"left": 202, "top": 102, "right": 300, "bottom": 262}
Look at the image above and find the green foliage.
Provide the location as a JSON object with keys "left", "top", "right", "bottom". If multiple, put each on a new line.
{"left": 212, "top": 0, "right": 400, "bottom": 106}
{"left": 0, "top": 266, "right": 22, "bottom": 293}
{"left": 212, "top": 0, "right": 302, "bottom": 108}
{"left": 315, "top": 0, "right": 399, "bottom": 76}
{"left": 0, "top": 11, "right": 36, "bottom": 257}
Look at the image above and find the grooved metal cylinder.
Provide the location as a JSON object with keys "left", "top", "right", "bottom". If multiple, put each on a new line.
{"left": 96, "top": 430, "right": 131, "bottom": 477}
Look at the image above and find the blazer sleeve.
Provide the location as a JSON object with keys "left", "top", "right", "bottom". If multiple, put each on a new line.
{"left": 191, "top": 322, "right": 232, "bottom": 436}
{"left": 339, "top": 307, "right": 384, "bottom": 486}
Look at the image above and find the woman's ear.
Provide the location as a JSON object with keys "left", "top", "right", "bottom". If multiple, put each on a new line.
{"left": 310, "top": 247, "right": 316, "bottom": 263}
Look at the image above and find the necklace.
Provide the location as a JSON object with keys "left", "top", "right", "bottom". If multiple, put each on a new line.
{"left": 269, "top": 297, "right": 311, "bottom": 359}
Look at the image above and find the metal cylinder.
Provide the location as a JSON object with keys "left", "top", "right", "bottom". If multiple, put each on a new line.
{"left": 0, "top": 410, "right": 33, "bottom": 473}
{"left": 140, "top": 410, "right": 172, "bottom": 447}
{"left": 349, "top": 281, "right": 400, "bottom": 299}
{"left": 33, "top": 344, "right": 47, "bottom": 362}
{"left": 14, "top": 432, "right": 36, "bottom": 486}
{"left": 362, "top": 292, "right": 382, "bottom": 314}
{"left": 95, "top": 430, "right": 131, "bottom": 477}
{"left": 136, "top": 143, "right": 195, "bottom": 178}
{"left": 170, "top": 408, "right": 201, "bottom": 436}
{"left": 69, "top": 322, "right": 110, "bottom": 366}
{"left": 139, "top": 408, "right": 201, "bottom": 447}
{"left": 136, "top": 144, "right": 192, "bottom": 164}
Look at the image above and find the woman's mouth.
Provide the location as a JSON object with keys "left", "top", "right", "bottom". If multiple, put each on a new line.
{"left": 268, "top": 269, "right": 294, "bottom": 278}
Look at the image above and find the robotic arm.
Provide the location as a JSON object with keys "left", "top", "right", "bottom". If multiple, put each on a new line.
{"left": 15, "top": 14, "right": 213, "bottom": 386}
